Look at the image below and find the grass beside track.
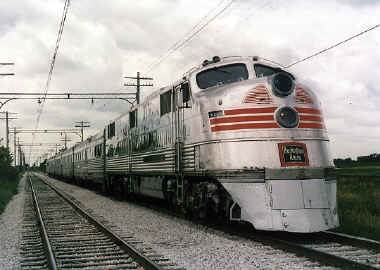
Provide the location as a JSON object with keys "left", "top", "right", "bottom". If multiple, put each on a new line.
{"left": 0, "top": 174, "right": 21, "bottom": 215}
{"left": 336, "top": 172, "right": 380, "bottom": 241}
{"left": 337, "top": 166, "right": 380, "bottom": 177}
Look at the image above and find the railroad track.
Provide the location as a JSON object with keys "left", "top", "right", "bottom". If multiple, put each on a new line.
{"left": 107, "top": 185, "right": 380, "bottom": 269}
{"left": 244, "top": 230, "right": 380, "bottom": 270}
{"left": 21, "top": 173, "right": 180, "bottom": 270}
{"left": 36, "top": 173, "right": 380, "bottom": 270}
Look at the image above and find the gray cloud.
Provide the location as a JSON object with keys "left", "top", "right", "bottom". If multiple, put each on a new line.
{"left": 0, "top": 0, "right": 379, "bottom": 163}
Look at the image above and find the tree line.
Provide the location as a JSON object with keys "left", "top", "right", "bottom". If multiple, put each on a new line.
{"left": 334, "top": 153, "right": 380, "bottom": 168}
{"left": 0, "top": 146, "right": 20, "bottom": 181}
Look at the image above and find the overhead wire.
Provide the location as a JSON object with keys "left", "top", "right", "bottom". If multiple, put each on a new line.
{"left": 286, "top": 23, "right": 380, "bottom": 68}
{"left": 28, "top": 0, "right": 70, "bottom": 164}
{"left": 161, "top": 0, "right": 227, "bottom": 59}
{"left": 145, "top": 0, "right": 228, "bottom": 72}
{"left": 146, "top": 0, "right": 235, "bottom": 73}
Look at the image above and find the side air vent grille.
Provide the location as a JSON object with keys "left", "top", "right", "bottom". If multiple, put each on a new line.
{"left": 243, "top": 84, "right": 272, "bottom": 104}
{"left": 295, "top": 85, "right": 314, "bottom": 104}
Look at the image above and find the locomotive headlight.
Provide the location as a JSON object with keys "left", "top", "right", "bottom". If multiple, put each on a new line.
{"left": 276, "top": 106, "right": 299, "bottom": 128}
{"left": 271, "top": 72, "right": 295, "bottom": 97}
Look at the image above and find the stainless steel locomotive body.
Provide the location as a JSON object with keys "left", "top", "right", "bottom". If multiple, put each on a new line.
{"left": 188, "top": 57, "right": 338, "bottom": 232}
{"left": 46, "top": 56, "right": 338, "bottom": 233}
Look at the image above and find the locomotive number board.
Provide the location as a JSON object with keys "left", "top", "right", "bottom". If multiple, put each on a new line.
{"left": 278, "top": 142, "right": 309, "bottom": 167}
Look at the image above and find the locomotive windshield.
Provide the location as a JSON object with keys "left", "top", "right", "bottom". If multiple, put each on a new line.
{"left": 254, "top": 64, "right": 295, "bottom": 79}
{"left": 196, "top": 63, "right": 249, "bottom": 89}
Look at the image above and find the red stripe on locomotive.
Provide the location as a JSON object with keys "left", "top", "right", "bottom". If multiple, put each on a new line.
{"left": 210, "top": 115, "right": 274, "bottom": 125}
{"left": 224, "top": 107, "right": 277, "bottom": 115}
{"left": 211, "top": 122, "right": 279, "bottom": 132}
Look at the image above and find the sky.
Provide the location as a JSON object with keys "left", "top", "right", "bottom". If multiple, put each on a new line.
{"left": 0, "top": 0, "right": 379, "bottom": 164}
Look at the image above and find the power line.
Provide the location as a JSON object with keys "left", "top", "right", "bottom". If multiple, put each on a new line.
{"left": 286, "top": 23, "right": 380, "bottom": 68}
{"left": 35, "top": 0, "right": 70, "bottom": 125}
{"left": 30, "top": 0, "right": 70, "bottom": 164}
{"left": 0, "top": 91, "right": 136, "bottom": 110}
{"left": 146, "top": 0, "right": 235, "bottom": 73}
{"left": 145, "top": 0, "right": 226, "bottom": 72}
{"left": 0, "top": 62, "right": 15, "bottom": 76}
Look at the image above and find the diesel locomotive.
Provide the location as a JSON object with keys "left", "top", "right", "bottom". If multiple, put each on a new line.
{"left": 46, "top": 56, "right": 339, "bottom": 232}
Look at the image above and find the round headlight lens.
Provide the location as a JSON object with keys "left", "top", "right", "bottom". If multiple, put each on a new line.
{"left": 272, "top": 72, "right": 294, "bottom": 97}
{"left": 276, "top": 107, "right": 299, "bottom": 128}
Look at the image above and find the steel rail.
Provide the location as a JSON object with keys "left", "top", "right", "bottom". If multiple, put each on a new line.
{"left": 38, "top": 173, "right": 379, "bottom": 269}
{"left": 320, "top": 231, "right": 380, "bottom": 252}
{"left": 254, "top": 233, "right": 380, "bottom": 270}
{"left": 197, "top": 221, "right": 380, "bottom": 270}
{"left": 35, "top": 173, "right": 164, "bottom": 270}
{"left": 27, "top": 174, "right": 58, "bottom": 270}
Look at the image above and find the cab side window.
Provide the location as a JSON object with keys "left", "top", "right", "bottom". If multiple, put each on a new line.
{"left": 129, "top": 110, "right": 137, "bottom": 128}
{"left": 160, "top": 90, "right": 172, "bottom": 116}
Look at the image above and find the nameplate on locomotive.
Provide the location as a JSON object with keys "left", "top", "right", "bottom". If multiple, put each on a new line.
{"left": 278, "top": 142, "right": 309, "bottom": 167}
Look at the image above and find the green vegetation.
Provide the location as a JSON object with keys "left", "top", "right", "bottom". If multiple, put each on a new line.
{"left": 0, "top": 146, "right": 21, "bottom": 215}
{"left": 337, "top": 166, "right": 380, "bottom": 177}
{"left": 334, "top": 153, "right": 380, "bottom": 168}
{"left": 336, "top": 173, "right": 380, "bottom": 241}
{"left": 0, "top": 177, "right": 21, "bottom": 214}
{"left": 333, "top": 153, "right": 380, "bottom": 240}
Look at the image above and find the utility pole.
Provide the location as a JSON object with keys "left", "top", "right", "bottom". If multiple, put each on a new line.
{"left": 0, "top": 111, "right": 17, "bottom": 150}
{"left": 6, "top": 112, "right": 9, "bottom": 149}
{"left": 61, "top": 133, "right": 72, "bottom": 149}
{"left": 74, "top": 121, "right": 90, "bottom": 142}
{"left": 17, "top": 137, "right": 20, "bottom": 167}
{"left": 124, "top": 72, "right": 153, "bottom": 105}
{"left": 13, "top": 127, "right": 16, "bottom": 166}
{"left": 18, "top": 139, "right": 21, "bottom": 167}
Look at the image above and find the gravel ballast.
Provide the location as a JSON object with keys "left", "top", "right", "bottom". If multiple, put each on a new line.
{"left": 0, "top": 175, "right": 26, "bottom": 269}
{"left": 41, "top": 174, "right": 338, "bottom": 270}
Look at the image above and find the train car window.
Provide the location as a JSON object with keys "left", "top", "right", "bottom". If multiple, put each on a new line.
{"left": 254, "top": 64, "right": 295, "bottom": 79}
{"left": 108, "top": 122, "right": 115, "bottom": 138}
{"left": 160, "top": 90, "right": 172, "bottom": 116}
{"left": 129, "top": 110, "right": 137, "bottom": 128}
{"left": 196, "top": 63, "right": 248, "bottom": 89}
{"left": 95, "top": 144, "right": 103, "bottom": 158}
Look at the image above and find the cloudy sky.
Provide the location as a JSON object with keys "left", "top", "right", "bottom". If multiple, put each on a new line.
{"left": 0, "top": 0, "right": 379, "bottom": 164}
